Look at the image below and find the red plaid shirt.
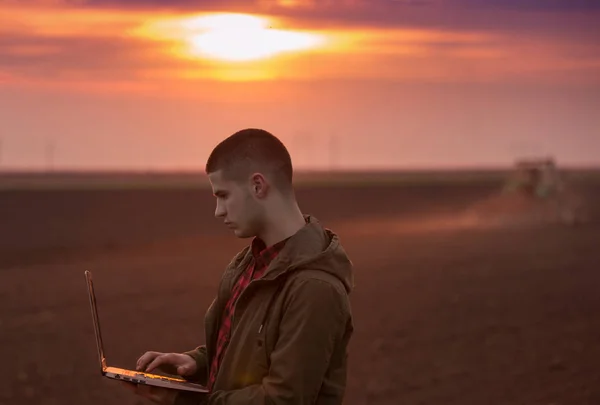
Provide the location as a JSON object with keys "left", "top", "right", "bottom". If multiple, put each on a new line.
{"left": 207, "top": 236, "right": 288, "bottom": 391}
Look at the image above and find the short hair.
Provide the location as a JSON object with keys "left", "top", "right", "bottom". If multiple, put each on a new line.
{"left": 205, "top": 128, "right": 293, "bottom": 191}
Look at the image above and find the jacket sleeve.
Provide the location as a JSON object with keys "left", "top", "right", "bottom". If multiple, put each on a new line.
{"left": 183, "top": 345, "right": 209, "bottom": 384}
{"left": 172, "top": 346, "right": 210, "bottom": 405}
{"left": 207, "top": 277, "right": 349, "bottom": 405}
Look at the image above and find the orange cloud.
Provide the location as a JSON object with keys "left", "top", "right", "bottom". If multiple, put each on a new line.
{"left": 1, "top": 1, "right": 599, "bottom": 95}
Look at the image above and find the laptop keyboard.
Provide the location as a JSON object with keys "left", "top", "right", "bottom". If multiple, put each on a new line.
{"left": 111, "top": 368, "right": 183, "bottom": 382}
{"left": 108, "top": 367, "right": 205, "bottom": 389}
{"left": 136, "top": 372, "right": 183, "bottom": 382}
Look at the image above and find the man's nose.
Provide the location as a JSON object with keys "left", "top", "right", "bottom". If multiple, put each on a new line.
{"left": 215, "top": 203, "right": 226, "bottom": 219}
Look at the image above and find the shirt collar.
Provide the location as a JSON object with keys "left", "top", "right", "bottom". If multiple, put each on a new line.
{"left": 251, "top": 236, "right": 288, "bottom": 268}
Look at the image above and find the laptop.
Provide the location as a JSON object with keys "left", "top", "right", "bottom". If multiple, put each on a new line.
{"left": 84, "top": 270, "right": 208, "bottom": 393}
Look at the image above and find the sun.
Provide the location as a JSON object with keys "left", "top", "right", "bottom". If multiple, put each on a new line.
{"left": 185, "top": 14, "right": 325, "bottom": 62}
{"left": 139, "top": 13, "right": 327, "bottom": 63}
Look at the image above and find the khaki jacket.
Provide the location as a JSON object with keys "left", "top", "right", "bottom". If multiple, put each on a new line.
{"left": 176, "top": 215, "right": 354, "bottom": 405}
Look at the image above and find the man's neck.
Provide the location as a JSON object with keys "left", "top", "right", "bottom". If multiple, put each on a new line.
{"left": 259, "top": 203, "right": 306, "bottom": 247}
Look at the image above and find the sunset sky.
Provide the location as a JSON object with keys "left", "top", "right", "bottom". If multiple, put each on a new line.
{"left": 1, "top": 0, "right": 599, "bottom": 171}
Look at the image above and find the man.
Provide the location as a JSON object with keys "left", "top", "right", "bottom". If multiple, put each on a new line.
{"left": 124, "top": 128, "right": 354, "bottom": 405}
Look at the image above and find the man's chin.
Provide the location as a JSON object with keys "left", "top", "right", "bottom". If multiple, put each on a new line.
{"left": 232, "top": 229, "right": 252, "bottom": 239}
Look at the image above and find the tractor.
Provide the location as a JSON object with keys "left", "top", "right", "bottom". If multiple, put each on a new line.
{"left": 463, "top": 158, "right": 589, "bottom": 227}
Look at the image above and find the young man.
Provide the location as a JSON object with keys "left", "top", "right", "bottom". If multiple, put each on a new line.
{"left": 125, "top": 128, "right": 354, "bottom": 405}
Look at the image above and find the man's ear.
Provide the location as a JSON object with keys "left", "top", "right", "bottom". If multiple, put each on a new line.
{"left": 250, "top": 173, "right": 269, "bottom": 198}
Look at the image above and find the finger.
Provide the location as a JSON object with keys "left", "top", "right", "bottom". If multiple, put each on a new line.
{"left": 145, "top": 353, "right": 171, "bottom": 373}
{"left": 176, "top": 364, "right": 193, "bottom": 376}
{"left": 136, "top": 351, "right": 157, "bottom": 371}
{"left": 137, "top": 351, "right": 159, "bottom": 371}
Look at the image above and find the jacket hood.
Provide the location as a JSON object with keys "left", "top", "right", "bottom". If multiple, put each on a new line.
{"left": 263, "top": 215, "right": 354, "bottom": 293}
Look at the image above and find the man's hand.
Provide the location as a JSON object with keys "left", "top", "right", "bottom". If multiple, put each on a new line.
{"left": 136, "top": 351, "right": 198, "bottom": 376}
{"left": 121, "top": 381, "right": 178, "bottom": 405}
{"left": 120, "top": 351, "right": 199, "bottom": 404}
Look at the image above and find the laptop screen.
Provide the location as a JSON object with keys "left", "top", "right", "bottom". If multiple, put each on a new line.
{"left": 85, "top": 271, "right": 107, "bottom": 373}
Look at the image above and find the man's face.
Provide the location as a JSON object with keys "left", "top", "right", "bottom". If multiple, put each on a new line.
{"left": 208, "top": 170, "right": 264, "bottom": 239}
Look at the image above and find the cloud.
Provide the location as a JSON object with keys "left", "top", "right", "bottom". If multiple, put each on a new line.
{"left": 0, "top": 34, "right": 146, "bottom": 79}
{"left": 1, "top": 0, "right": 599, "bottom": 96}
{"left": 9, "top": 0, "right": 600, "bottom": 11}
{"left": 4, "top": 0, "right": 600, "bottom": 37}
{"left": 449, "top": 0, "right": 600, "bottom": 12}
